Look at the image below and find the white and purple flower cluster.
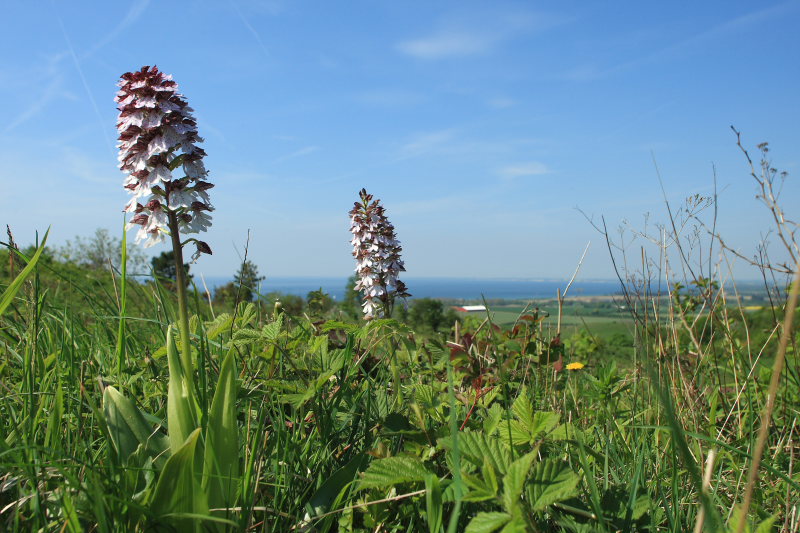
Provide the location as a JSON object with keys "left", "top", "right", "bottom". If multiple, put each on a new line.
{"left": 116, "top": 66, "right": 213, "bottom": 257}
{"left": 349, "top": 189, "right": 410, "bottom": 319}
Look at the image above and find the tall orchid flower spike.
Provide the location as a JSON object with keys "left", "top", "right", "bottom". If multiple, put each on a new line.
{"left": 116, "top": 65, "right": 213, "bottom": 260}
{"left": 349, "top": 189, "right": 410, "bottom": 319}
{"left": 116, "top": 65, "right": 212, "bottom": 398}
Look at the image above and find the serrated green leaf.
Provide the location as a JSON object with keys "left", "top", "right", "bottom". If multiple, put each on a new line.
{"left": 511, "top": 388, "right": 534, "bottom": 429}
{"left": 529, "top": 412, "right": 560, "bottom": 439}
{"left": 321, "top": 320, "right": 359, "bottom": 334}
{"left": 439, "top": 431, "right": 510, "bottom": 474}
{"left": 232, "top": 327, "right": 261, "bottom": 343}
{"left": 464, "top": 512, "right": 511, "bottom": 533}
{"left": 499, "top": 511, "right": 527, "bottom": 533}
{"left": 462, "top": 463, "right": 497, "bottom": 503}
{"left": 630, "top": 493, "right": 651, "bottom": 520}
{"left": 461, "top": 485, "right": 496, "bottom": 503}
{"left": 189, "top": 314, "right": 199, "bottom": 335}
{"left": 502, "top": 411, "right": 561, "bottom": 446}
{"left": 482, "top": 456, "right": 499, "bottom": 496}
{"left": 237, "top": 302, "right": 257, "bottom": 327}
{"left": 415, "top": 384, "right": 442, "bottom": 407}
{"left": 502, "top": 451, "right": 536, "bottom": 511}
{"left": 206, "top": 313, "right": 233, "bottom": 340}
{"left": 548, "top": 422, "right": 584, "bottom": 441}
{"left": 502, "top": 420, "right": 534, "bottom": 447}
{"left": 483, "top": 403, "right": 504, "bottom": 436}
{"left": 357, "top": 456, "right": 432, "bottom": 491}
{"left": 754, "top": 515, "right": 778, "bottom": 533}
{"left": 281, "top": 387, "right": 319, "bottom": 409}
{"left": 261, "top": 314, "right": 284, "bottom": 340}
{"left": 526, "top": 459, "right": 580, "bottom": 511}
{"left": 151, "top": 345, "right": 168, "bottom": 359}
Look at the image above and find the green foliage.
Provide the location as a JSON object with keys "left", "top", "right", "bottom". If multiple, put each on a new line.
{"left": 568, "top": 329, "right": 605, "bottom": 360}
{"left": 151, "top": 250, "right": 192, "bottom": 289}
{"left": 307, "top": 287, "right": 335, "bottom": 317}
{"left": 148, "top": 428, "right": 209, "bottom": 525}
{"left": 58, "top": 228, "right": 148, "bottom": 274}
{"left": 340, "top": 274, "right": 361, "bottom": 319}
{"left": 0, "top": 229, "right": 49, "bottom": 318}
{"left": 276, "top": 292, "right": 305, "bottom": 315}
{"left": 1, "top": 229, "right": 798, "bottom": 532}
{"left": 103, "top": 386, "right": 168, "bottom": 468}
{"left": 407, "top": 297, "right": 461, "bottom": 334}
{"left": 357, "top": 456, "right": 433, "bottom": 490}
{"left": 233, "top": 260, "right": 264, "bottom": 303}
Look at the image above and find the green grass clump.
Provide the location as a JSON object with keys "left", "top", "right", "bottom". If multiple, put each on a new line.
{"left": 1, "top": 237, "right": 797, "bottom": 532}
{"left": 1, "top": 132, "right": 798, "bottom": 531}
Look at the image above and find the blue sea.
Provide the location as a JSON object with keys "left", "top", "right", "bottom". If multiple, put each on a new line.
{"left": 200, "top": 276, "right": 623, "bottom": 302}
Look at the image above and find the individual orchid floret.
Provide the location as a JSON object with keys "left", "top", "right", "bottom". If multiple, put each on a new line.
{"left": 349, "top": 189, "right": 410, "bottom": 319}
{"left": 115, "top": 65, "right": 213, "bottom": 258}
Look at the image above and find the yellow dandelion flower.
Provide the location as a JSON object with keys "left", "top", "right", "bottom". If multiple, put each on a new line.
{"left": 566, "top": 362, "right": 585, "bottom": 371}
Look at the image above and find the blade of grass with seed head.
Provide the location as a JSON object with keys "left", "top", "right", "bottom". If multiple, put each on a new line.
{"left": 0, "top": 228, "right": 49, "bottom": 318}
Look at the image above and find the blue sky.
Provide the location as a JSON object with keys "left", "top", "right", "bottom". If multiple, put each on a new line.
{"left": 1, "top": 1, "right": 798, "bottom": 281}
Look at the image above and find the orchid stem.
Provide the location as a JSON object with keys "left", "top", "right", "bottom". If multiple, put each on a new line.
{"left": 168, "top": 212, "right": 194, "bottom": 379}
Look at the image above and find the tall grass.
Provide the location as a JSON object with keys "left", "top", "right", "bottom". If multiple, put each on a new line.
{"left": 1, "top": 136, "right": 799, "bottom": 531}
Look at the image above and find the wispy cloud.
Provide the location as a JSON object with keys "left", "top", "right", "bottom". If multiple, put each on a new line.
{"left": 82, "top": 0, "right": 150, "bottom": 57}
{"left": 553, "top": 65, "right": 605, "bottom": 82}
{"left": 395, "top": 131, "right": 543, "bottom": 161}
{"left": 396, "top": 9, "right": 559, "bottom": 60}
{"left": 3, "top": 77, "right": 69, "bottom": 134}
{"left": 488, "top": 97, "right": 515, "bottom": 109}
{"left": 498, "top": 162, "right": 550, "bottom": 178}
{"left": 0, "top": 49, "right": 84, "bottom": 136}
{"left": 230, "top": 0, "right": 271, "bottom": 60}
{"left": 356, "top": 89, "right": 425, "bottom": 108}
{"left": 57, "top": 10, "right": 114, "bottom": 153}
{"left": 273, "top": 145, "right": 319, "bottom": 163}
{"left": 62, "top": 147, "right": 115, "bottom": 184}
{"left": 397, "top": 129, "right": 456, "bottom": 159}
{"left": 390, "top": 193, "right": 470, "bottom": 216}
{"left": 397, "top": 31, "right": 494, "bottom": 59}
{"left": 560, "top": 2, "right": 797, "bottom": 81}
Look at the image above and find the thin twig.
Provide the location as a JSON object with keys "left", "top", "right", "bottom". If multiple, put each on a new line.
{"left": 557, "top": 242, "right": 590, "bottom": 336}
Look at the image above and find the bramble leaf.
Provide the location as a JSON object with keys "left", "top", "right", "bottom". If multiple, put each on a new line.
{"left": 526, "top": 459, "right": 580, "bottom": 511}
{"left": 357, "top": 456, "right": 432, "bottom": 491}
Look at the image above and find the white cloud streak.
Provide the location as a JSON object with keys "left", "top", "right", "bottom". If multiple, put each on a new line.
{"left": 230, "top": 0, "right": 271, "bottom": 60}
{"left": 57, "top": 11, "right": 114, "bottom": 154}
{"left": 561, "top": 1, "right": 798, "bottom": 81}
{"left": 498, "top": 162, "right": 550, "bottom": 178}
{"left": 396, "top": 9, "right": 560, "bottom": 60}
{"left": 3, "top": 77, "right": 66, "bottom": 134}
{"left": 82, "top": 0, "right": 151, "bottom": 57}
{"left": 397, "top": 31, "right": 494, "bottom": 59}
{"left": 397, "top": 129, "right": 456, "bottom": 159}
{"left": 273, "top": 145, "right": 319, "bottom": 163}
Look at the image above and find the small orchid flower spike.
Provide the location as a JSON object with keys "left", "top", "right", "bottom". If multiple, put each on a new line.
{"left": 349, "top": 189, "right": 410, "bottom": 319}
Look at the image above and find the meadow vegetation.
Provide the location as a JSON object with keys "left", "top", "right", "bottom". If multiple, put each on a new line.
{"left": 0, "top": 68, "right": 798, "bottom": 532}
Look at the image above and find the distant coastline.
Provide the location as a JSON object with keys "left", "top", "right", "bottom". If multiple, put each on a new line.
{"left": 196, "top": 276, "right": 625, "bottom": 301}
